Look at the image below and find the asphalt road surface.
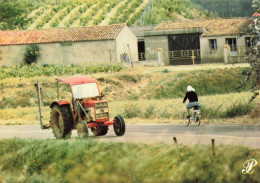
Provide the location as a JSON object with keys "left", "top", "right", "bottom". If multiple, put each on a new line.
{"left": 0, "top": 124, "right": 260, "bottom": 148}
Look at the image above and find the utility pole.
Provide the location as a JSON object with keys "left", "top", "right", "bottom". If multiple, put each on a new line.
{"left": 127, "top": 44, "right": 133, "bottom": 68}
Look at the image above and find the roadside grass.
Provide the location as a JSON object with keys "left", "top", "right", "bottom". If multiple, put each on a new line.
{"left": 145, "top": 67, "right": 250, "bottom": 99}
{"left": 118, "top": 91, "right": 256, "bottom": 120}
{"left": 0, "top": 64, "right": 124, "bottom": 79}
{"left": 0, "top": 91, "right": 258, "bottom": 125}
{"left": 0, "top": 65, "right": 257, "bottom": 125}
{"left": 0, "top": 139, "right": 259, "bottom": 183}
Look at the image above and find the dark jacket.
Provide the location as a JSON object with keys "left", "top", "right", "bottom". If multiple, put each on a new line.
{"left": 183, "top": 91, "right": 198, "bottom": 103}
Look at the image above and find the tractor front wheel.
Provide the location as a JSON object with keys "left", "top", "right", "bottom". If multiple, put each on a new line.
{"left": 77, "top": 120, "right": 89, "bottom": 138}
{"left": 50, "top": 105, "right": 73, "bottom": 139}
{"left": 114, "top": 115, "right": 125, "bottom": 136}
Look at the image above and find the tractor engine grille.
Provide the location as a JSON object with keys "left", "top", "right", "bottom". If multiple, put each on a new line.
{"left": 95, "top": 102, "right": 109, "bottom": 119}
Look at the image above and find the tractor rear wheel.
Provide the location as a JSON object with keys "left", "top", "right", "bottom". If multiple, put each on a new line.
{"left": 77, "top": 120, "right": 89, "bottom": 138}
{"left": 50, "top": 105, "right": 73, "bottom": 139}
{"left": 92, "top": 126, "right": 108, "bottom": 136}
{"left": 114, "top": 115, "right": 125, "bottom": 136}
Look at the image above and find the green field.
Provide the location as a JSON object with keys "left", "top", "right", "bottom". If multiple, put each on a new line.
{"left": 0, "top": 0, "right": 210, "bottom": 30}
{"left": 0, "top": 64, "right": 259, "bottom": 125}
{"left": 0, "top": 139, "right": 259, "bottom": 183}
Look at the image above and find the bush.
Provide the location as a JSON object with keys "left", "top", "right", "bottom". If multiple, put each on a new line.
{"left": 144, "top": 105, "right": 155, "bottom": 119}
{"left": 201, "top": 102, "right": 253, "bottom": 119}
{"left": 122, "top": 103, "right": 142, "bottom": 118}
{"left": 116, "top": 74, "right": 142, "bottom": 83}
{"left": 23, "top": 44, "right": 40, "bottom": 65}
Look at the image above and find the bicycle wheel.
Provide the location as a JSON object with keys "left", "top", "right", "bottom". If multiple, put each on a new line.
{"left": 182, "top": 111, "right": 190, "bottom": 126}
{"left": 194, "top": 112, "right": 201, "bottom": 126}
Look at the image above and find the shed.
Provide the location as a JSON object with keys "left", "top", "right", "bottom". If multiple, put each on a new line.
{"left": 0, "top": 24, "right": 137, "bottom": 66}
{"left": 144, "top": 18, "right": 252, "bottom": 65}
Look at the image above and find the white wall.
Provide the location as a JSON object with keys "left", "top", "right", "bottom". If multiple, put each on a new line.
{"left": 200, "top": 35, "right": 249, "bottom": 63}
{"left": 144, "top": 35, "right": 169, "bottom": 65}
{"left": 0, "top": 45, "right": 26, "bottom": 66}
{"left": 116, "top": 26, "right": 138, "bottom": 62}
{"left": 0, "top": 40, "right": 118, "bottom": 66}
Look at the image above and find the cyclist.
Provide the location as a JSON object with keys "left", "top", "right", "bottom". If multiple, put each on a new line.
{"left": 183, "top": 85, "right": 199, "bottom": 118}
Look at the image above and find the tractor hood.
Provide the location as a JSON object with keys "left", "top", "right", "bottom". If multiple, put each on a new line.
{"left": 58, "top": 76, "right": 98, "bottom": 86}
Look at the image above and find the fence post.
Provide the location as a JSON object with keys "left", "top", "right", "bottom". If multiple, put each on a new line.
{"left": 110, "top": 49, "right": 112, "bottom": 65}
{"left": 192, "top": 50, "right": 195, "bottom": 65}
{"left": 224, "top": 44, "right": 230, "bottom": 64}
{"left": 173, "top": 137, "right": 178, "bottom": 147}
{"left": 127, "top": 44, "right": 133, "bottom": 68}
{"left": 211, "top": 139, "right": 216, "bottom": 157}
{"left": 157, "top": 48, "right": 163, "bottom": 66}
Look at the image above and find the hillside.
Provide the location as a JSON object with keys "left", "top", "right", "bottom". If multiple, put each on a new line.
{"left": 0, "top": 0, "right": 210, "bottom": 30}
{"left": 190, "top": 0, "right": 253, "bottom": 18}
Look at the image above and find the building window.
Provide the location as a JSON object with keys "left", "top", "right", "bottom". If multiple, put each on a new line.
{"left": 226, "top": 38, "right": 237, "bottom": 52}
{"left": 209, "top": 39, "right": 217, "bottom": 53}
{"left": 245, "top": 37, "right": 253, "bottom": 48}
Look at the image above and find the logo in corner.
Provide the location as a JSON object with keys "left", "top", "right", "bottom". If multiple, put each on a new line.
{"left": 242, "top": 159, "right": 257, "bottom": 174}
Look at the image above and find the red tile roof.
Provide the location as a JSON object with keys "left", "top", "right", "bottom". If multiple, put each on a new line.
{"left": 0, "top": 24, "right": 126, "bottom": 46}
{"left": 155, "top": 18, "right": 251, "bottom": 37}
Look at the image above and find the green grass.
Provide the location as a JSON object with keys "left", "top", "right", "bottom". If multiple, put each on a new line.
{"left": 0, "top": 139, "right": 259, "bottom": 183}
{"left": 116, "top": 92, "right": 255, "bottom": 120}
{"left": 146, "top": 67, "right": 250, "bottom": 99}
{"left": 0, "top": 64, "right": 124, "bottom": 79}
{"left": 201, "top": 102, "right": 254, "bottom": 119}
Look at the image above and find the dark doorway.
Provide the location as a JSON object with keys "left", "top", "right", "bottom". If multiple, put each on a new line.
{"left": 168, "top": 33, "right": 201, "bottom": 65}
{"left": 138, "top": 41, "right": 145, "bottom": 61}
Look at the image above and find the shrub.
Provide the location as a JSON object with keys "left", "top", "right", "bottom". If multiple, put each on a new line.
{"left": 122, "top": 103, "right": 141, "bottom": 118}
{"left": 222, "top": 102, "right": 253, "bottom": 118}
{"left": 144, "top": 105, "right": 155, "bottom": 119}
{"left": 201, "top": 102, "right": 253, "bottom": 119}
{"left": 23, "top": 44, "right": 40, "bottom": 65}
{"left": 116, "top": 74, "right": 142, "bottom": 83}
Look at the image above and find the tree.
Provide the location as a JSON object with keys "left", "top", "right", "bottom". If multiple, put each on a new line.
{"left": 0, "top": 0, "right": 28, "bottom": 30}
{"left": 23, "top": 44, "right": 40, "bottom": 65}
{"left": 244, "top": 0, "right": 260, "bottom": 101}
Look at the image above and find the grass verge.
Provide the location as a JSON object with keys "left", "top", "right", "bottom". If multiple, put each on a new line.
{"left": 0, "top": 92, "right": 258, "bottom": 125}
{"left": 0, "top": 139, "right": 259, "bottom": 183}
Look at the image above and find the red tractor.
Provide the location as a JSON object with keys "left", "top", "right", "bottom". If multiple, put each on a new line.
{"left": 35, "top": 76, "right": 125, "bottom": 139}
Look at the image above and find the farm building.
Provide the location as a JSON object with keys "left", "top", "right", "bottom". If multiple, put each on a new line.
{"left": 133, "top": 18, "right": 252, "bottom": 65}
{"left": 0, "top": 24, "right": 137, "bottom": 66}
{"left": 130, "top": 25, "right": 156, "bottom": 61}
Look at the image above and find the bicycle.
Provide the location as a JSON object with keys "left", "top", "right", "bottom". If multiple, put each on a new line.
{"left": 182, "top": 105, "right": 201, "bottom": 126}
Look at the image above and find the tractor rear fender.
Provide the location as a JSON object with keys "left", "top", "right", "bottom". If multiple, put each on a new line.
{"left": 50, "top": 100, "right": 71, "bottom": 108}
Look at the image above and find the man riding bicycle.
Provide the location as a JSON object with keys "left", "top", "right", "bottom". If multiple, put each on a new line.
{"left": 183, "top": 85, "right": 199, "bottom": 118}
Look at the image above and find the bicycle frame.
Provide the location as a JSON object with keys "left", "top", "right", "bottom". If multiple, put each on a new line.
{"left": 183, "top": 107, "right": 201, "bottom": 126}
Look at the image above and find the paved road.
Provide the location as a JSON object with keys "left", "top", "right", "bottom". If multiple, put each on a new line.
{"left": 0, "top": 124, "right": 259, "bottom": 148}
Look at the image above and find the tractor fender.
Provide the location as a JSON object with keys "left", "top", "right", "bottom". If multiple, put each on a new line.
{"left": 50, "top": 100, "right": 70, "bottom": 108}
